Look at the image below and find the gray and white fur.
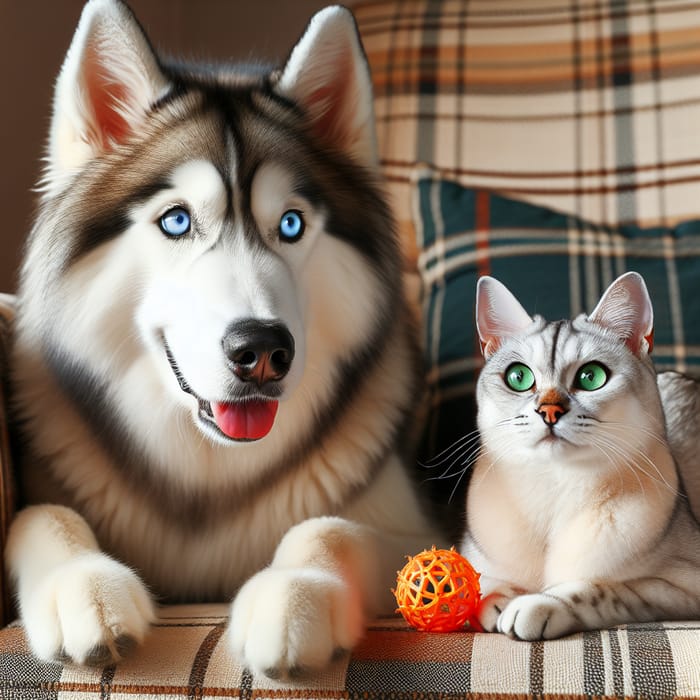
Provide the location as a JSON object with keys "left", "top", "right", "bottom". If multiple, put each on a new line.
{"left": 461, "top": 272, "right": 700, "bottom": 640}
{"left": 6, "top": 0, "right": 442, "bottom": 677}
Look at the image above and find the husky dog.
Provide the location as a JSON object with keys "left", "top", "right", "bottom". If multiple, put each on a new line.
{"left": 6, "top": 0, "right": 441, "bottom": 677}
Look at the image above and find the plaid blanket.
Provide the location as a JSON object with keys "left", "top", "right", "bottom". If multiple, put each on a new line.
{"left": 2, "top": 605, "right": 699, "bottom": 699}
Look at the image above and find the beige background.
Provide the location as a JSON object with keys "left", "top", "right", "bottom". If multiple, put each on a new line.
{"left": 0, "top": 1, "right": 346, "bottom": 292}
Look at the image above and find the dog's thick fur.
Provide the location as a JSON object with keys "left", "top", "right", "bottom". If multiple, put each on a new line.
{"left": 6, "top": 0, "right": 441, "bottom": 677}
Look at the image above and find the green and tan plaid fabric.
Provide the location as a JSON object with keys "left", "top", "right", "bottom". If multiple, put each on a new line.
{"left": 354, "top": 0, "right": 700, "bottom": 272}
{"left": 1, "top": 604, "right": 699, "bottom": 698}
{"left": 354, "top": 0, "right": 700, "bottom": 468}
{"left": 414, "top": 175, "right": 700, "bottom": 458}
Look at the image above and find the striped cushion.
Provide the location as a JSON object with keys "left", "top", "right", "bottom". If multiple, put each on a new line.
{"left": 354, "top": 0, "right": 700, "bottom": 273}
{"left": 415, "top": 175, "right": 700, "bottom": 458}
{"left": 1, "top": 605, "right": 699, "bottom": 698}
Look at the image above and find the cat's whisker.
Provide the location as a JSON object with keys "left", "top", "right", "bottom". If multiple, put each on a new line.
{"left": 461, "top": 442, "right": 489, "bottom": 465}
{"left": 469, "top": 438, "right": 519, "bottom": 495}
{"left": 571, "top": 419, "right": 674, "bottom": 497}
{"left": 605, "top": 435, "right": 677, "bottom": 494}
{"left": 584, "top": 419, "right": 670, "bottom": 473}
{"left": 419, "top": 430, "right": 481, "bottom": 469}
{"left": 424, "top": 458, "right": 470, "bottom": 484}
{"left": 638, "top": 403, "right": 672, "bottom": 433}
{"left": 448, "top": 472, "right": 468, "bottom": 504}
{"left": 597, "top": 419, "right": 668, "bottom": 448}
{"left": 592, "top": 433, "right": 647, "bottom": 496}
{"left": 592, "top": 442, "right": 635, "bottom": 495}
{"left": 632, "top": 457, "right": 680, "bottom": 497}
{"left": 424, "top": 442, "right": 488, "bottom": 484}
{"left": 495, "top": 414, "right": 529, "bottom": 427}
{"left": 596, "top": 436, "right": 677, "bottom": 495}
{"left": 421, "top": 415, "right": 527, "bottom": 485}
{"left": 448, "top": 440, "right": 511, "bottom": 504}
{"left": 423, "top": 439, "right": 484, "bottom": 480}
{"left": 595, "top": 427, "right": 681, "bottom": 497}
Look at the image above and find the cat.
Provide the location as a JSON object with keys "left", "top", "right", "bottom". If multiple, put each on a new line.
{"left": 459, "top": 271, "right": 700, "bottom": 640}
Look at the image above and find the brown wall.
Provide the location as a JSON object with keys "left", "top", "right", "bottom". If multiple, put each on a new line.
{"left": 0, "top": 0, "right": 345, "bottom": 293}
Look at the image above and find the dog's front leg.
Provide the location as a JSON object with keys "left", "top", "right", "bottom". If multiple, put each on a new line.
{"left": 228, "top": 516, "right": 380, "bottom": 679}
{"left": 6, "top": 504, "right": 155, "bottom": 665}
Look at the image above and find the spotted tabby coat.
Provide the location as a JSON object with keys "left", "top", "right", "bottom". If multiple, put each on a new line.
{"left": 461, "top": 272, "right": 700, "bottom": 639}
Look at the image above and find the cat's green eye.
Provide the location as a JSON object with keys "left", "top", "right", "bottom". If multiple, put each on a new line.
{"left": 574, "top": 362, "right": 609, "bottom": 391}
{"left": 504, "top": 363, "right": 535, "bottom": 392}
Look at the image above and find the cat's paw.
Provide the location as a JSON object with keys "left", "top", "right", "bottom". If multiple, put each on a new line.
{"left": 497, "top": 593, "right": 577, "bottom": 640}
{"left": 22, "top": 553, "right": 155, "bottom": 665}
{"left": 228, "top": 566, "right": 364, "bottom": 679}
{"left": 477, "top": 591, "right": 517, "bottom": 632}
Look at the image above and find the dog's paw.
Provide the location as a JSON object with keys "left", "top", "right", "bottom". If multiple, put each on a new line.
{"left": 497, "top": 593, "right": 576, "bottom": 640}
{"left": 228, "top": 566, "right": 364, "bottom": 679}
{"left": 22, "top": 553, "right": 155, "bottom": 665}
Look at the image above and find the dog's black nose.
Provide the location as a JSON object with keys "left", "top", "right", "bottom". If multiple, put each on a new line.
{"left": 222, "top": 319, "right": 295, "bottom": 385}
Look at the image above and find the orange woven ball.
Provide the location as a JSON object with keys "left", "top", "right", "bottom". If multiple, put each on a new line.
{"left": 393, "top": 546, "right": 481, "bottom": 632}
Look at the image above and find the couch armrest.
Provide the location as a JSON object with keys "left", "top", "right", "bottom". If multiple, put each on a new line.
{"left": 0, "top": 294, "right": 16, "bottom": 625}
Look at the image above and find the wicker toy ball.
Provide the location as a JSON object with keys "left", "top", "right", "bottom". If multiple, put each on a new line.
{"left": 394, "top": 546, "right": 482, "bottom": 632}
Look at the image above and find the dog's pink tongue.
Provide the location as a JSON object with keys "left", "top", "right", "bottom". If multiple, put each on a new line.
{"left": 211, "top": 400, "right": 278, "bottom": 440}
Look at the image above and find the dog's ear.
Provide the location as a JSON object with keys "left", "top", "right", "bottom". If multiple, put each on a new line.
{"left": 276, "top": 6, "right": 378, "bottom": 168}
{"left": 47, "top": 0, "right": 169, "bottom": 189}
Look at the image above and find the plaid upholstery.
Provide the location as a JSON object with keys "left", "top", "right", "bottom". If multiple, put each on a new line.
{"left": 354, "top": 0, "right": 700, "bottom": 272}
{"left": 414, "top": 174, "right": 700, "bottom": 457}
{"left": 1, "top": 1, "right": 699, "bottom": 697}
{"left": 351, "top": 2, "right": 700, "bottom": 694}
{"left": 1, "top": 605, "right": 699, "bottom": 699}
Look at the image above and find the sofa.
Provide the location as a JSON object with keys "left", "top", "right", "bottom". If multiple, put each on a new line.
{"left": 1, "top": 0, "right": 700, "bottom": 697}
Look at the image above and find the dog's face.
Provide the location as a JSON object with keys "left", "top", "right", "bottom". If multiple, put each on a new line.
{"left": 22, "top": 0, "right": 398, "bottom": 447}
{"left": 134, "top": 157, "right": 310, "bottom": 444}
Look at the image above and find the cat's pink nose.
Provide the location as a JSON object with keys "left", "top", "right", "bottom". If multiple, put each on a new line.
{"left": 537, "top": 403, "right": 567, "bottom": 425}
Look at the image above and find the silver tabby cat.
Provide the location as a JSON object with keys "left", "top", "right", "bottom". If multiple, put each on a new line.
{"left": 461, "top": 272, "right": 700, "bottom": 640}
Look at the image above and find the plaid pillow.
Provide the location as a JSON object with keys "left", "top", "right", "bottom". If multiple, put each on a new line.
{"left": 414, "top": 174, "right": 700, "bottom": 466}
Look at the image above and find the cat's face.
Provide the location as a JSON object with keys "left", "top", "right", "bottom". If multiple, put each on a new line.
{"left": 475, "top": 273, "right": 663, "bottom": 466}
{"left": 477, "top": 316, "right": 660, "bottom": 462}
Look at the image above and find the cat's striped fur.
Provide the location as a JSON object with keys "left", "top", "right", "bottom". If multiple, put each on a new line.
{"left": 461, "top": 272, "right": 700, "bottom": 640}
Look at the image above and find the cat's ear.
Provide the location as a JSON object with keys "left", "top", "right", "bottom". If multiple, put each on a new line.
{"left": 476, "top": 276, "right": 534, "bottom": 358}
{"left": 588, "top": 272, "right": 654, "bottom": 355}
{"left": 275, "top": 6, "right": 378, "bottom": 168}
{"left": 47, "top": 0, "right": 169, "bottom": 190}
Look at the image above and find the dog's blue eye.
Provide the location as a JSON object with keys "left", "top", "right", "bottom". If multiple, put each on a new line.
{"left": 159, "top": 207, "right": 191, "bottom": 237}
{"left": 279, "top": 210, "right": 305, "bottom": 242}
